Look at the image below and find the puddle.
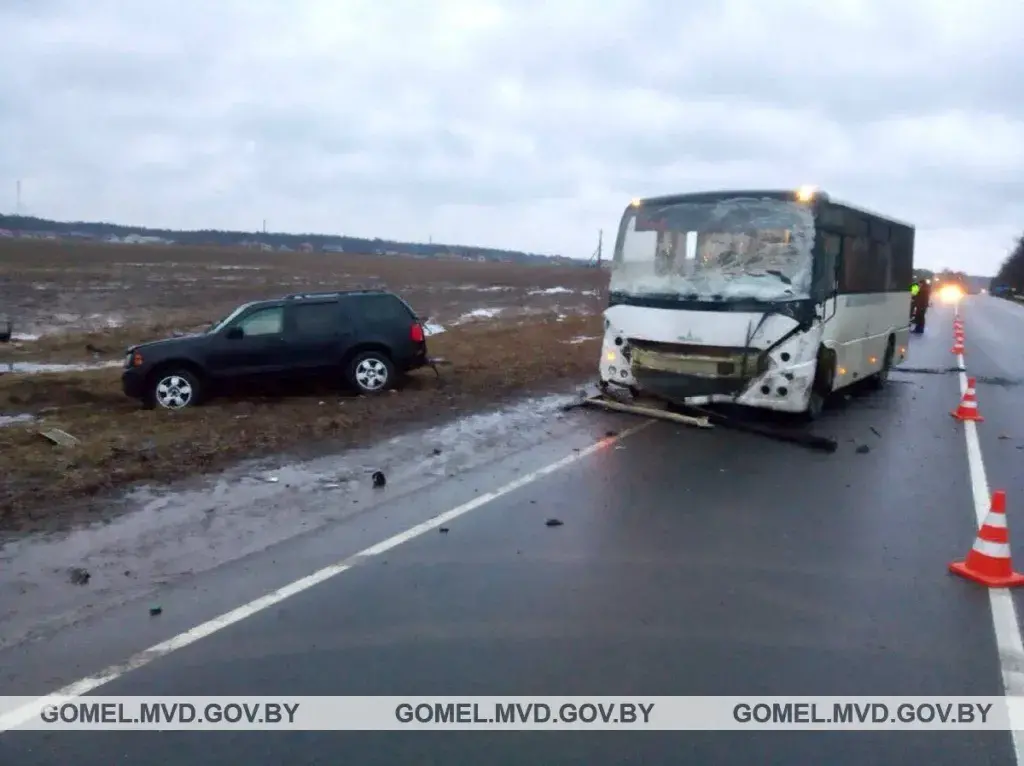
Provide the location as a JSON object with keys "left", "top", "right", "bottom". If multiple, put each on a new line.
{"left": 0, "top": 413, "right": 35, "bottom": 427}
{"left": 1, "top": 361, "right": 121, "bottom": 374}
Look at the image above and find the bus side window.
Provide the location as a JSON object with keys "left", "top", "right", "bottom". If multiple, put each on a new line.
{"left": 818, "top": 233, "right": 841, "bottom": 296}
{"left": 840, "top": 235, "right": 871, "bottom": 292}
{"left": 874, "top": 240, "right": 893, "bottom": 290}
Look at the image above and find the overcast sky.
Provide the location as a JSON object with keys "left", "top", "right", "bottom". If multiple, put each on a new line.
{"left": 2, "top": 0, "right": 1022, "bottom": 274}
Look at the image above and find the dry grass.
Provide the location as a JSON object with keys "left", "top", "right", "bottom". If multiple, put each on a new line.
{"left": 0, "top": 315, "right": 603, "bottom": 529}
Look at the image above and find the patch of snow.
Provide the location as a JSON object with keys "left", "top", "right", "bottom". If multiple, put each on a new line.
{"left": 564, "top": 335, "right": 600, "bottom": 344}
{"left": 2, "top": 360, "right": 121, "bottom": 374}
{"left": 0, "top": 413, "right": 35, "bottom": 427}
{"left": 424, "top": 322, "right": 446, "bottom": 336}
{"left": 455, "top": 307, "right": 504, "bottom": 323}
{"left": 528, "top": 287, "right": 574, "bottom": 295}
{"left": 11, "top": 332, "right": 40, "bottom": 341}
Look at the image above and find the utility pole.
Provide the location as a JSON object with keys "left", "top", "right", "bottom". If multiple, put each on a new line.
{"left": 588, "top": 229, "right": 603, "bottom": 267}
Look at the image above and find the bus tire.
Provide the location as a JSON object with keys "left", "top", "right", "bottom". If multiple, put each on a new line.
{"left": 801, "top": 347, "right": 835, "bottom": 422}
{"left": 868, "top": 336, "right": 895, "bottom": 389}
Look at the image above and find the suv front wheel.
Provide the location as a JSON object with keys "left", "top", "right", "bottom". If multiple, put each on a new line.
{"left": 146, "top": 368, "right": 202, "bottom": 410}
{"left": 347, "top": 351, "right": 395, "bottom": 394}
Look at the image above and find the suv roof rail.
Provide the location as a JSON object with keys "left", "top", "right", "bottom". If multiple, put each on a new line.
{"left": 281, "top": 289, "right": 388, "bottom": 300}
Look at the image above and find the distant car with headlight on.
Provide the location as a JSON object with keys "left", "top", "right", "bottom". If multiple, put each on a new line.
{"left": 937, "top": 283, "right": 965, "bottom": 303}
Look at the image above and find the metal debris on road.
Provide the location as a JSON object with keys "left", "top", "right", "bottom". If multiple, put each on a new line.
{"left": 372, "top": 470, "right": 386, "bottom": 488}
{"left": 545, "top": 518, "right": 564, "bottom": 527}
{"left": 68, "top": 567, "right": 90, "bottom": 585}
{"left": 856, "top": 444, "right": 870, "bottom": 454}
{"left": 149, "top": 605, "right": 162, "bottom": 617}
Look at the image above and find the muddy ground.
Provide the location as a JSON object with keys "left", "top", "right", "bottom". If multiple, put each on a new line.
{"left": 0, "top": 239, "right": 606, "bottom": 349}
{"left": 0, "top": 240, "right": 608, "bottom": 531}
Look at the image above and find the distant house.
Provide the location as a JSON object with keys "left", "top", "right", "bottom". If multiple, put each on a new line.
{"left": 299, "top": 243, "right": 314, "bottom": 253}
{"left": 322, "top": 244, "right": 345, "bottom": 253}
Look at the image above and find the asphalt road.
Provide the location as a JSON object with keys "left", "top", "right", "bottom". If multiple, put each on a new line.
{"left": 2, "top": 296, "right": 1023, "bottom": 765}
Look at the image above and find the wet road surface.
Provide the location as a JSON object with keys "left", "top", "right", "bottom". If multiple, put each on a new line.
{"left": 1, "top": 297, "right": 1021, "bottom": 764}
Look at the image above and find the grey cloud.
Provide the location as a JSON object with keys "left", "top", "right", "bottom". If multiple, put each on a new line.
{"left": 0, "top": 0, "right": 1022, "bottom": 272}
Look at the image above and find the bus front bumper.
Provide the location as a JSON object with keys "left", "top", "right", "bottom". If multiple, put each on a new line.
{"left": 601, "top": 349, "right": 817, "bottom": 414}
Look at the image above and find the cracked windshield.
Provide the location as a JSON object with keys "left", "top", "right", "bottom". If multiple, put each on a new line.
{"left": 610, "top": 197, "right": 816, "bottom": 302}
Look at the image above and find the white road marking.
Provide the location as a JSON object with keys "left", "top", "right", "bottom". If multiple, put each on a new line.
{"left": 956, "top": 301, "right": 1024, "bottom": 763}
{"left": 0, "top": 419, "right": 655, "bottom": 732}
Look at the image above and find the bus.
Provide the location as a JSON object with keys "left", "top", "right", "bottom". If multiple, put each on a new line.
{"left": 599, "top": 186, "right": 915, "bottom": 419}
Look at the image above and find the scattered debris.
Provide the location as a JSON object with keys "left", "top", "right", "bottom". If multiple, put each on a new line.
{"left": 869, "top": 426, "right": 881, "bottom": 438}
{"left": 372, "top": 470, "right": 386, "bottom": 488}
{"left": 85, "top": 343, "right": 106, "bottom": 354}
{"left": 432, "top": 447, "right": 442, "bottom": 456}
{"left": 39, "top": 428, "right": 79, "bottom": 447}
{"left": 855, "top": 444, "right": 870, "bottom": 454}
{"left": 68, "top": 567, "right": 90, "bottom": 585}
{"left": 149, "top": 605, "right": 162, "bottom": 617}
{"left": 999, "top": 434, "right": 1011, "bottom": 440}
{"left": 439, "top": 527, "right": 449, "bottom": 534}
{"left": 545, "top": 518, "right": 564, "bottom": 527}
{"left": 605, "top": 429, "right": 618, "bottom": 438}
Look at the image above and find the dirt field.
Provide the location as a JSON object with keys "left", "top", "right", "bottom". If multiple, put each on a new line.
{"left": 0, "top": 239, "right": 606, "bottom": 348}
{"left": 1, "top": 239, "right": 609, "bottom": 531}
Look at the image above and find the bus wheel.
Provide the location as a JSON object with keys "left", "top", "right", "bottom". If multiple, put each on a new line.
{"left": 801, "top": 349, "right": 834, "bottom": 422}
{"left": 802, "top": 390, "right": 825, "bottom": 422}
{"left": 868, "top": 337, "right": 895, "bottom": 389}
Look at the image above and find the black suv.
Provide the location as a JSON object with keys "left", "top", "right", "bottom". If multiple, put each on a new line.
{"left": 122, "top": 290, "right": 430, "bottom": 409}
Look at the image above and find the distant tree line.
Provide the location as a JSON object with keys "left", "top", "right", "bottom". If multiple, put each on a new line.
{"left": 0, "top": 213, "right": 575, "bottom": 266}
{"left": 992, "top": 233, "right": 1024, "bottom": 294}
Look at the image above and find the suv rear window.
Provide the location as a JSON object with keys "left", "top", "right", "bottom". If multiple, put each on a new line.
{"left": 352, "top": 294, "right": 414, "bottom": 324}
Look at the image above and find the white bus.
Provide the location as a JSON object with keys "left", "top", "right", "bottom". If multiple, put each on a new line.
{"left": 599, "top": 187, "right": 915, "bottom": 420}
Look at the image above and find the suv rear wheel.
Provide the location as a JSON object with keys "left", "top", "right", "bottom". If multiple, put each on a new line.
{"left": 348, "top": 351, "right": 395, "bottom": 394}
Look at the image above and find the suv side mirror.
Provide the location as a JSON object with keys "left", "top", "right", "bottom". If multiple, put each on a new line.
{"left": 226, "top": 326, "right": 244, "bottom": 340}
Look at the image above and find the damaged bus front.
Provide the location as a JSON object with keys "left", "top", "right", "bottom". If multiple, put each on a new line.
{"left": 599, "top": 188, "right": 913, "bottom": 418}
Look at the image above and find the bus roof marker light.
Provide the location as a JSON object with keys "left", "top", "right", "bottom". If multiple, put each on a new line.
{"left": 795, "top": 185, "right": 817, "bottom": 202}
{"left": 630, "top": 198, "right": 642, "bottom": 207}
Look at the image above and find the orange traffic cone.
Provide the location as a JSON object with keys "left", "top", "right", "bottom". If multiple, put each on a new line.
{"left": 951, "top": 377, "right": 983, "bottom": 421}
{"left": 949, "top": 491, "right": 1024, "bottom": 588}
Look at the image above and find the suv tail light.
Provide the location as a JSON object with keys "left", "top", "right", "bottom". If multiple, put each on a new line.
{"left": 410, "top": 322, "right": 425, "bottom": 342}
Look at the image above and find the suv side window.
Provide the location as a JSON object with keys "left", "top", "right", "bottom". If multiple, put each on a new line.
{"left": 354, "top": 294, "right": 413, "bottom": 325}
{"left": 237, "top": 306, "right": 283, "bottom": 336}
{"left": 288, "top": 302, "right": 338, "bottom": 337}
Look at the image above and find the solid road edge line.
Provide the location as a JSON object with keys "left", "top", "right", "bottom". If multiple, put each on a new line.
{"left": 0, "top": 418, "right": 655, "bottom": 733}
{"left": 957, "top": 332, "right": 1024, "bottom": 763}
